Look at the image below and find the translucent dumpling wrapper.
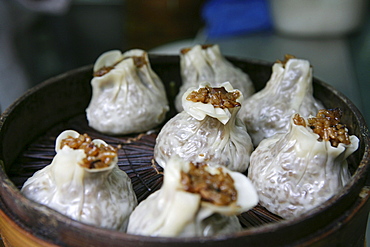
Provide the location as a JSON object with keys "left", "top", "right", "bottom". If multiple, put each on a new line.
{"left": 86, "top": 49, "right": 169, "bottom": 135}
{"left": 175, "top": 44, "right": 255, "bottom": 112}
{"left": 21, "top": 130, "right": 138, "bottom": 231}
{"left": 248, "top": 110, "right": 359, "bottom": 219}
{"left": 154, "top": 82, "right": 254, "bottom": 172}
{"left": 238, "top": 55, "right": 324, "bottom": 146}
{"left": 127, "top": 156, "right": 258, "bottom": 237}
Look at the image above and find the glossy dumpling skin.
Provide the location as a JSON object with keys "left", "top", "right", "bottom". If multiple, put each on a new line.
{"left": 175, "top": 44, "right": 255, "bottom": 112}
{"left": 86, "top": 49, "right": 169, "bottom": 135}
{"left": 21, "top": 130, "right": 138, "bottom": 231}
{"left": 154, "top": 82, "right": 254, "bottom": 173}
{"left": 238, "top": 55, "right": 323, "bottom": 146}
{"left": 248, "top": 112, "right": 359, "bottom": 219}
{"left": 127, "top": 156, "right": 258, "bottom": 237}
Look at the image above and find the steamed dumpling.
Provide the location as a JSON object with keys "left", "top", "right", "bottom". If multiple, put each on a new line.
{"left": 86, "top": 49, "right": 169, "bottom": 135}
{"left": 21, "top": 130, "right": 137, "bottom": 231}
{"left": 248, "top": 109, "right": 359, "bottom": 218}
{"left": 154, "top": 81, "right": 254, "bottom": 172}
{"left": 175, "top": 44, "right": 255, "bottom": 112}
{"left": 238, "top": 55, "right": 323, "bottom": 146}
{"left": 127, "top": 156, "right": 258, "bottom": 237}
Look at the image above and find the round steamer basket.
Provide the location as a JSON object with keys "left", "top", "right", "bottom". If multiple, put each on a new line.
{"left": 0, "top": 55, "right": 369, "bottom": 247}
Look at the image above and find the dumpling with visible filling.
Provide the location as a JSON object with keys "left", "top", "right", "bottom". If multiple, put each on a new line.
{"left": 86, "top": 49, "right": 169, "bottom": 135}
{"left": 175, "top": 44, "right": 255, "bottom": 112}
{"left": 248, "top": 109, "right": 359, "bottom": 218}
{"left": 154, "top": 81, "right": 253, "bottom": 173}
{"left": 238, "top": 55, "right": 324, "bottom": 146}
{"left": 21, "top": 130, "right": 137, "bottom": 231}
{"left": 127, "top": 156, "right": 258, "bottom": 237}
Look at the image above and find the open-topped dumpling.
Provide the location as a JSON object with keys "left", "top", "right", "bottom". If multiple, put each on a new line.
{"left": 21, "top": 130, "right": 137, "bottom": 231}
{"left": 239, "top": 55, "right": 323, "bottom": 146}
{"left": 127, "top": 156, "right": 258, "bottom": 237}
{"left": 86, "top": 49, "right": 169, "bottom": 135}
{"left": 248, "top": 109, "right": 359, "bottom": 218}
{"left": 175, "top": 44, "right": 255, "bottom": 112}
{"left": 154, "top": 81, "right": 253, "bottom": 172}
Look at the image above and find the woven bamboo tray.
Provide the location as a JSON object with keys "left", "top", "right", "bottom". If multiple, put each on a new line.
{"left": 0, "top": 55, "right": 369, "bottom": 247}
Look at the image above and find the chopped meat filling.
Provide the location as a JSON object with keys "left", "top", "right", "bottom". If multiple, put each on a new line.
{"left": 293, "top": 114, "right": 306, "bottom": 127}
{"left": 186, "top": 85, "right": 241, "bottom": 109}
{"left": 60, "top": 133, "right": 117, "bottom": 169}
{"left": 293, "top": 108, "right": 351, "bottom": 147}
{"left": 93, "top": 66, "right": 115, "bottom": 77}
{"left": 131, "top": 56, "right": 147, "bottom": 68}
{"left": 180, "top": 44, "right": 214, "bottom": 54}
{"left": 93, "top": 55, "right": 147, "bottom": 77}
{"left": 276, "top": 54, "right": 296, "bottom": 67}
{"left": 181, "top": 163, "right": 237, "bottom": 206}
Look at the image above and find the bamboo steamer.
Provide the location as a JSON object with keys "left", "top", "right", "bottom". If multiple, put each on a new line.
{"left": 0, "top": 55, "right": 369, "bottom": 247}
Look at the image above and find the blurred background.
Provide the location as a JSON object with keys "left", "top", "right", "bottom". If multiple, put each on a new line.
{"left": 0, "top": 0, "right": 369, "bottom": 128}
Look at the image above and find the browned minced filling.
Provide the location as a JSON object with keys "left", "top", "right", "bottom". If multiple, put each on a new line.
{"left": 93, "top": 55, "right": 147, "bottom": 77}
{"left": 60, "top": 133, "right": 117, "bottom": 169}
{"left": 276, "top": 54, "right": 296, "bottom": 67}
{"left": 181, "top": 163, "right": 237, "bottom": 206}
{"left": 293, "top": 108, "right": 351, "bottom": 147}
{"left": 93, "top": 66, "right": 115, "bottom": 77}
{"left": 180, "top": 44, "right": 214, "bottom": 54}
{"left": 131, "top": 56, "right": 147, "bottom": 68}
{"left": 186, "top": 85, "right": 241, "bottom": 109}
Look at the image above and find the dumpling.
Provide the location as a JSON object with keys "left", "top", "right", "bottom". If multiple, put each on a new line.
{"left": 238, "top": 55, "right": 324, "bottom": 146}
{"left": 21, "top": 130, "right": 138, "bottom": 231}
{"left": 127, "top": 156, "right": 258, "bottom": 237}
{"left": 154, "top": 81, "right": 254, "bottom": 172}
{"left": 86, "top": 49, "right": 169, "bottom": 135}
{"left": 175, "top": 44, "right": 255, "bottom": 112}
{"left": 248, "top": 109, "right": 359, "bottom": 218}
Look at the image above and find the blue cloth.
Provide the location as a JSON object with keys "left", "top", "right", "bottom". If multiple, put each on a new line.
{"left": 202, "top": 0, "right": 273, "bottom": 38}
